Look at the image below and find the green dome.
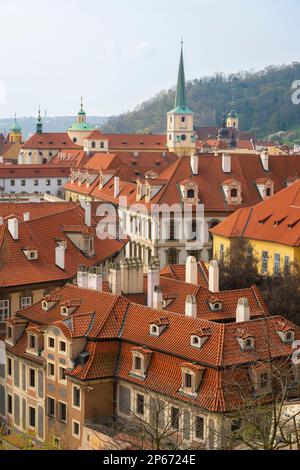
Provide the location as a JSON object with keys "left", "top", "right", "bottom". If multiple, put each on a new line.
{"left": 10, "top": 117, "right": 21, "bottom": 133}
{"left": 68, "top": 121, "right": 94, "bottom": 131}
{"left": 227, "top": 110, "right": 238, "bottom": 118}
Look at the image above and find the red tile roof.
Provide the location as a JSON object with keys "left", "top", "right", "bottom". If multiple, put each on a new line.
{"left": 10, "top": 282, "right": 299, "bottom": 412}
{"left": 0, "top": 164, "right": 71, "bottom": 178}
{"left": 0, "top": 204, "right": 126, "bottom": 288}
{"left": 211, "top": 180, "right": 300, "bottom": 246}
{"left": 22, "top": 133, "right": 81, "bottom": 150}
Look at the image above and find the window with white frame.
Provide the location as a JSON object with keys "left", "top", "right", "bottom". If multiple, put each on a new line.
{"left": 29, "top": 406, "right": 36, "bottom": 428}
{"left": 7, "top": 357, "right": 12, "bottom": 377}
{"left": 59, "top": 340, "right": 66, "bottom": 353}
{"left": 0, "top": 300, "right": 10, "bottom": 321}
{"left": 29, "top": 368, "right": 36, "bottom": 388}
{"left": 59, "top": 367, "right": 66, "bottom": 382}
{"left": 73, "top": 386, "right": 81, "bottom": 409}
{"left": 73, "top": 420, "right": 80, "bottom": 438}
{"left": 47, "top": 362, "right": 55, "bottom": 379}
{"left": 48, "top": 337, "right": 55, "bottom": 349}
{"left": 58, "top": 401, "right": 67, "bottom": 423}
{"left": 47, "top": 397, "right": 55, "bottom": 418}
{"left": 21, "top": 296, "right": 32, "bottom": 310}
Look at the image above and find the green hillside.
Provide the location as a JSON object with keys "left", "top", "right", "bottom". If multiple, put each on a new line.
{"left": 103, "top": 63, "right": 300, "bottom": 141}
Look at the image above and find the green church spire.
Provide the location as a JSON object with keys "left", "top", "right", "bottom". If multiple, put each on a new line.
{"left": 174, "top": 40, "right": 186, "bottom": 109}
{"left": 36, "top": 107, "right": 43, "bottom": 134}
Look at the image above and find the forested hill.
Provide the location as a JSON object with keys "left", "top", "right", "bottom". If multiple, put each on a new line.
{"left": 102, "top": 63, "right": 300, "bottom": 140}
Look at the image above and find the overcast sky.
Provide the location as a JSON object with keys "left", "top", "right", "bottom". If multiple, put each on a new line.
{"left": 0, "top": 0, "right": 299, "bottom": 117}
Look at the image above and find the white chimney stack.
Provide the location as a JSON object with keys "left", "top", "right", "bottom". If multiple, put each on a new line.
{"left": 114, "top": 176, "right": 120, "bottom": 198}
{"left": 8, "top": 218, "right": 19, "bottom": 240}
{"left": 185, "top": 295, "right": 197, "bottom": 318}
{"left": 147, "top": 257, "right": 160, "bottom": 308}
{"left": 209, "top": 260, "right": 219, "bottom": 293}
{"left": 190, "top": 154, "right": 199, "bottom": 175}
{"left": 260, "top": 149, "right": 269, "bottom": 172}
{"left": 85, "top": 202, "right": 92, "bottom": 227}
{"left": 55, "top": 245, "right": 65, "bottom": 270}
{"left": 109, "top": 262, "right": 122, "bottom": 295}
{"left": 222, "top": 153, "right": 231, "bottom": 173}
{"left": 88, "top": 267, "right": 103, "bottom": 292}
{"left": 23, "top": 212, "right": 30, "bottom": 222}
{"left": 77, "top": 266, "right": 89, "bottom": 289}
{"left": 185, "top": 256, "right": 198, "bottom": 285}
{"left": 153, "top": 286, "right": 163, "bottom": 310}
{"left": 236, "top": 298, "right": 250, "bottom": 323}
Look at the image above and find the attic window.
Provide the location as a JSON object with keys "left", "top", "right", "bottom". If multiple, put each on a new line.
{"left": 208, "top": 300, "right": 223, "bottom": 312}
{"left": 23, "top": 249, "right": 38, "bottom": 261}
{"left": 61, "top": 306, "right": 68, "bottom": 316}
{"left": 274, "top": 217, "right": 287, "bottom": 227}
{"left": 42, "top": 301, "right": 48, "bottom": 311}
{"left": 277, "top": 328, "right": 295, "bottom": 344}
{"left": 150, "top": 325, "right": 159, "bottom": 336}
{"left": 191, "top": 336, "right": 200, "bottom": 348}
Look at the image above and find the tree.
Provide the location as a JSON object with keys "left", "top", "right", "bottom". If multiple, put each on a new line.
{"left": 219, "top": 238, "right": 260, "bottom": 291}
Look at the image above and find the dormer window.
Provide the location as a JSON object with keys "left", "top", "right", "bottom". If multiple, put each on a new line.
{"left": 29, "top": 334, "right": 36, "bottom": 350}
{"left": 149, "top": 318, "right": 169, "bottom": 337}
{"left": 222, "top": 179, "right": 242, "bottom": 205}
{"left": 187, "top": 189, "right": 195, "bottom": 198}
{"left": 61, "top": 306, "right": 68, "bottom": 316}
{"left": 23, "top": 249, "right": 38, "bottom": 261}
{"left": 236, "top": 332, "right": 255, "bottom": 351}
{"left": 42, "top": 301, "right": 48, "bottom": 311}
{"left": 191, "top": 329, "right": 212, "bottom": 349}
{"left": 150, "top": 325, "right": 159, "bottom": 336}
{"left": 230, "top": 188, "right": 238, "bottom": 198}
{"left": 277, "top": 325, "right": 295, "bottom": 344}
{"left": 131, "top": 347, "right": 152, "bottom": 379}
{"left": 180, "top": 364, "right": 204, "bottom": 397}
{"left": 208, "top": 299, "right": 223, "bottom": 312}
{"left": 7, "top": 326, "right": 12, "bottom": 339}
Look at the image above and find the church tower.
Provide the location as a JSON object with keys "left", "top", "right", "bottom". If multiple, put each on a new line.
{"left": 8, "top": 114, "right": 22, "bottom": 143}
{"left": 36, "top": 108, "right": 43, "bottom": 134}
{"left": 226, "top": 88, "right": 239, "bottom": 130}
{"left": 167, "top": 42, "right": 195, "bottom": 157}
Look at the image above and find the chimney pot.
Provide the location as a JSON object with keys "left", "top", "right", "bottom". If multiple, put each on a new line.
{"left": 8, "top": 218, "right": 19, "bottom": 240}
{"left": 185, "top": 295, "right": 197, "bottom": 318}
{"left": 23, "top": 212, "right": 30, "bottom": 222}
{"left": 209, "top": 260, "right": 219, "bottom": 293}
{"left": 222, "top": 153, "right": 231, "bottom": 173}
{"left": 185, "top": 256, "right": 198, "bottom": 285}
{"left": 77, "top": 266, "right": 89, "bottom": 289}
{"left": 147, "top": 257, "right": 160, "bottom": 308}
{"left": 236, "top": 298, "right": 250, "bottom": 323}
{"left": 55, "top": 245, "right": 65, "bottom": 270}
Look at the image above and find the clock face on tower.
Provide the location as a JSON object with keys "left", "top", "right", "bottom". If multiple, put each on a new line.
{"left": 181, "top": 134, "right": 186, "bottom": 141}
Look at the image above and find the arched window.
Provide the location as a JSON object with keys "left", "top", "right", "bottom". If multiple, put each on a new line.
{"left": 231, "top": 188, "right": 238, "bottom": 198}
{"left": 187, "top": 189, "right": 195, "bottom": 199}
{"left": 167, "top": 248, "right": 178, "bottom": 265}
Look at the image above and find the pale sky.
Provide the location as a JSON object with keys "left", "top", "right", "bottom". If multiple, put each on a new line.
{"left": 0, "top": 0, "right": 299, "bottom": 117}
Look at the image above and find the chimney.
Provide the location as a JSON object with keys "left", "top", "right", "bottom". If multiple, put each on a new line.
{"left": 85, "top": 202, "right": 92, "bottom": 227}
{"left": 114, "top": 176, "right": 120, "bottom": 198}
{"left": 222, "top": 153, "right": 231, "bottom": 173}
{"left": 109, "top": 262, "right": 121, "bottom": 294}
{"left": 185, "top": 256, "right": 198, "bottom": 285}
{"left": 8, "top": 218, "right": 19, "bottom": 240}
{"left": 185, "top": 295, "right": 197, "bottom": 318}
{"left": 190, "top": 154, "right": 199, "bottom": 175}
{"left": 209, "top": 260, "right": 219, "bottom": 293}
{"left": 153, "top": 286, "right": 163, "bottom": 310}
{"left": 77, "top": 266, "right": 89, "bottom": 289}
{"left": 120, "top": 258, "right": 144, "bottom": 294}
{"left": 88, "top": 267, "right": 102, "bottom": 292}
{"left": 147, "top": 257, "right": 160, "bottom": 308}
{"left": 260, "top": 149, "right": 269, "bottom": 172}
{"left": 55, "top": 245, "right": 65, "bottom": 270}
{"left": 23, "top": 212, "right": 30, "bottom": 222}
{"left": 236, "top": 298, "right": 250, "bottom": 323}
